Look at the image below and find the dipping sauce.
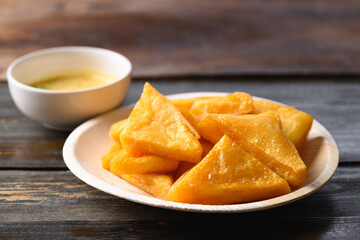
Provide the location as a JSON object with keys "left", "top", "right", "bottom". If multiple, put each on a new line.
{"left": 30, "top": 69, "right": 117, "bottom": 90}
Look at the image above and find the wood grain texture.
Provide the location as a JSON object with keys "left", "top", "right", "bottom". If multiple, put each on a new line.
{"left": 1, "top": 219, "right": 360, "bottom": 239}
{"left": 0, "top": 87, "right": 68, "bottom": 168}
{"left": 0, "top": 167, "right": 359, "bottom": 239}
{"left": 1, "top": 77, "right": 359, "bottom": 238}
{"left": 1, "top": 0, "right": 360, "bottom": 79}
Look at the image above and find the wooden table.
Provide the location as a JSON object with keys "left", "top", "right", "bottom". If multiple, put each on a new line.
{"left": 1, "top": 1, "right": 360, "bottom": 239}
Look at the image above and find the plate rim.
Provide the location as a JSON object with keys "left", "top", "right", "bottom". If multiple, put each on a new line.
{"left": 63, "top": 92, "right": 339, "bottom": 213}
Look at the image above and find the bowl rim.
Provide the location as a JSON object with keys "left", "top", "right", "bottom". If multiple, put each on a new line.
{"left": 6, "top": 46, "right": 132, "bottom": 95}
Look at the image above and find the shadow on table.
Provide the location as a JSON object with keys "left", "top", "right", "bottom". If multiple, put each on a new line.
{"left": 134, "top": 195, "right": 335, "bottom": 239}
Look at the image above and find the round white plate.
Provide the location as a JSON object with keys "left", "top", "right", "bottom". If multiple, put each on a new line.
{"left": 63, "top": 92, "right": 339, "bottom": 213}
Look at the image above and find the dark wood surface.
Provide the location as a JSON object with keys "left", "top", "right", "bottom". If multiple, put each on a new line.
{"left": 1, "top": 79, "right": 360, "bottom": 239}
{"left": 2, "top": 1, "right": 360, "bottom": 238}
{"left": 2, "top": 0, "right": 360, "bottom": 79}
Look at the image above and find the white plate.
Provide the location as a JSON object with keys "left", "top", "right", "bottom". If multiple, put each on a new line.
{"left": 63, "top": 92, "right": 339, "bottom": 213}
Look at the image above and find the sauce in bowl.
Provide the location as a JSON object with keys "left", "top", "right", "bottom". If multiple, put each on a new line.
{"left": 30, "top": 69, "right": 117, "bottom": 90}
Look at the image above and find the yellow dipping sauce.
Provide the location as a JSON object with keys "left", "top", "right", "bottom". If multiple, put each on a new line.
{"left": 30, "top": 69, "right": 117, "bottom": 90}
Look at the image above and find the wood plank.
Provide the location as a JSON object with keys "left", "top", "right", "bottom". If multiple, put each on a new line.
{"left": 0, "top": 84, "right": 68, "bottom": 168}
{"left": 0, "top": 166, "right": 359, "bottom": 239}
{"left": 1, "top": 0, "right": 360, "bottom": 79}
{"left": 0, "top": 122, "right": 67, "bottom": 168}
{"left": 1, "top": 218, "right": 359, "bottom": 239}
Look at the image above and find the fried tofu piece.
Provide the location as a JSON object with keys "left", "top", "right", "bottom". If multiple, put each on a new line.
{"left": 253, "top": 100, "right": 313, "bottom": 150}
{"left": 253, "top": 99, "right": 282, "bottom": 114}
{"left": 171, "top": 97, "right": 213, "bottom": 110}
{"left": 120, "top": 173, "right": 174, "bottom": 200}
{"left": 120, "top": 82, "right": 202, "bottom": 163}
{"left": 109, "top": 119, "right": 128, "bottom": 142}
{"left": 166, "top": 135, "right": 291, "bottom": 204}
{"left": 190, "top": 92, "right": 254, "bottom": 116}
{"left": 277, "top": 106, "right": 313, "bottom": 150}
{"left": 101, "top": 142, "right": 123, "bottom": 170}
{"left": 198, "top": 113, "right": 307, "bottom": 187}
{"left": 171, "top": 92, "right": 254, "bottom": 116}
{"left": 110, "top": 149, "right": 179, "bottom": 174}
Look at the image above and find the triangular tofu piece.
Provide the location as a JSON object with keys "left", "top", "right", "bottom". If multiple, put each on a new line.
{"left": 109, "top": 118, "right": 128, "bottom": 142}
{"left": 190, "top": 92, "right": 254, "bottom": 116}
{"left": 109, "top": 149, "right": 179, "bottom": 174}
{"left": 277, "top": 106, "right": 313, "bottom": 151}
{"left": 171, "top": 96, "right": 212, "bottom": 110}
{"left": 171, "top": 92, "right": 254, "bottom": 116}
{"left": 120, "top": 82, "right": 202, "bottom": 163}
{"left": 101, "top": 142, "right": 123, "bottom": 170}
{"left": 177, "top": 108, "right": 200, "bottom": 133}
{"left": 166, "top": 135, "right": 291, "bottom": 204}
{"left": 120, "top": 173, "right": 173, "bottom": 200}
{"left": 197, "top": 113, "right": 306, "bottom": 187}
{"left": 253, "top": 99, "right": 282, "bottom": 114}
{"left": 253, "top": 100, "right": 313, "bottom": 151}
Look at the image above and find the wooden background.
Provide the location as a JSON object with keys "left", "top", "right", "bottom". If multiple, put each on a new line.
{"left": 1, "top": 0, "right": 360, "bottom": 239}
{"left": 1, "top": 0, "right": 360, "bottom": 80}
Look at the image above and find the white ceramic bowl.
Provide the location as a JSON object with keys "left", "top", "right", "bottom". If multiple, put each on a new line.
{"left": 7, "top": 46, "right": 132, "bottom": 130}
